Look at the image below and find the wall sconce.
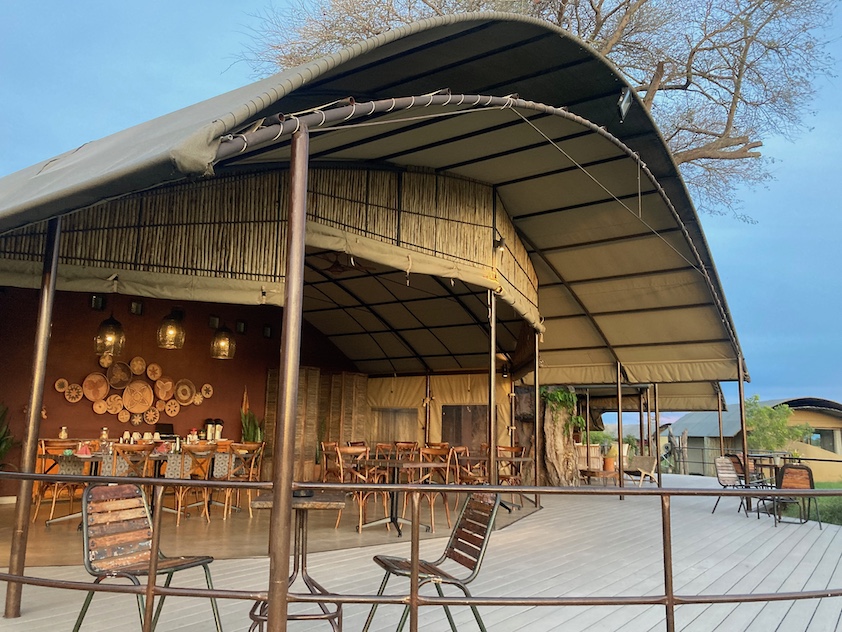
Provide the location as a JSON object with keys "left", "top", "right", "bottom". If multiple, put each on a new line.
{"left": 157, "top": 308, "right": 186, "bottom": 349}
{"left": 493, "top": 237, "right": 506, "bottom": 253}
{"left": 94, "top": 314, "right": 125, "bottom": 357}
{"left": 90, "top": 294, "right": 105, "bottom": 311}
{"left": 210, "top": 325, "right": 236, "bottom": 359}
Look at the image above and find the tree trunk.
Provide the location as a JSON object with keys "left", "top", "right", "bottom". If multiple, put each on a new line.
{"left": 543, "top": 407, "right": 580, "bottom": 486}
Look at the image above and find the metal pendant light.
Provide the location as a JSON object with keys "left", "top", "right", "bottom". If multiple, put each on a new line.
{"left": 94, "top": 314, "right": 125, "bottom": 357}
{"left": 157, "top": 308, "right": 186, "bottom": 349}
{"left": 210, "top": 325, "right": 236, "bottom": 359}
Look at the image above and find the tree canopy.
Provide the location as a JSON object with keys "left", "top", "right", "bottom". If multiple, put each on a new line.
{"left": 745, "top": 395, "right": 812, "bottom": 451}
{"left": 244, "top": 0, "right": 834, "bottom": 219}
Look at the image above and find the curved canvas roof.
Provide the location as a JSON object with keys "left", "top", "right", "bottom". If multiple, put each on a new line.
{"left": 0, "top": 13, "right": 745, "bottom": 405}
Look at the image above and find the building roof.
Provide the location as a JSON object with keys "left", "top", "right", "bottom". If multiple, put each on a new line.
{"left": 669, "top": 397, "right": 842, "bottom": 438}
{"left": 0, "top": 13, "right": 744, "bottom": 403}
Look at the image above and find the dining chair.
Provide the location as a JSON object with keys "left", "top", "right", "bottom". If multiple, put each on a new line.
{"left": 32, "top": 439, "right": 87, "bottom": 523}
{"left": 362, "top": 492, "right": 500, "bottom": 632}
{"left": 320, "top": 441, "right": 341, "bottom": 483}
{"left": 73, "top": 483, "right": 222, "bottom": 632}
{"left": 164, "top": 444, "right": 214, "bottom": 525}
{"left": 220, "top": 441, "right": 264, "bottom": 519}
{"left": 333, "top": 445, "right": 376, "bottom": 530}
{"left": 405, "top": 446, "right": 452, "bottom": 532}
{"left": 496, "top": 445, "right": 525, "bottom": 507}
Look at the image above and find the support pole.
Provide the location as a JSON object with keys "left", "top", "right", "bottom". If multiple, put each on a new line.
{"left": 717, "top": 393, "right": 724, "bottom": 457}
{"left": 616, "top": 362, "right": 624, "bottom": 492}
{"left": 533, "top": 329, "right": 543, "bottom": 487}
{"left": 488, "top": 291, "right": 498, "bottom": 485}
{"left": 638, "top": 392, "right": 645, "bottom": 457}
{"left": 654, "top": 384, "right": 662, "bottom": 487}
{"left": 5, "top": 217, "right": 61, "bottom": 618}
{"left": 738, "top": 359, "right": 750, "bottom": 511}
{"left": 645, "top": 387, "right": 652, "bottom": 457}
{"left": 266, "top": 126, "right": 309, "bottom": 632}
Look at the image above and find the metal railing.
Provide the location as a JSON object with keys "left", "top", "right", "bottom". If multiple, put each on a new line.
{"left": 2, "top": 470, "right": 842, "bottom": 632}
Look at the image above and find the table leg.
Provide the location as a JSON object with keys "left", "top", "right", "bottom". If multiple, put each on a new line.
{"left": 287, "top": 508, "right": 342, "bottom": 631}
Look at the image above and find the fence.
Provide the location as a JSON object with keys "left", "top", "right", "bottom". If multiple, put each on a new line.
{"left": 2, "top": 470, "right": 842, "bottom": 632}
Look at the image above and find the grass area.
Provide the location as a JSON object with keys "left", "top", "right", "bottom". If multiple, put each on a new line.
{"left": 777, "top": 481, "right": 842, "bottom": 525}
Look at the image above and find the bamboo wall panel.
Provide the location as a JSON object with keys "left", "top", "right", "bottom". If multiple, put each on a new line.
{"left": 0, "top": 167, "right": 537, "bottom": 312}
{"left": 293, "top": 366, "right": 321, "bottom": 481}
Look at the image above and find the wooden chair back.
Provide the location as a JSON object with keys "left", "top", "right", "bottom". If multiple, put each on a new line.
{"left": 715, "top": 456, "right": 742, "bottom": 487}
{"left": 777, "top": 463, "right": 814, "bottom": 490}
{"left": 393, "top": 441, "right": 418, "bottom": 460}
{"left": 320, "top": 441, "right": 340, "bottom": 482}
{"left": 111, "top": 443, "right": 154, "bottom": 477}
{"left": 336, "top": 445, "right": 369, "bottom": 483}
{"left": 77, "top": 483, "right": 222, "bottom": 631}
{"left": 82, "top": 483, "right": 153, "bottom": 575}
{"left": 441, "top": 492, "right": 500, "bottom": 577}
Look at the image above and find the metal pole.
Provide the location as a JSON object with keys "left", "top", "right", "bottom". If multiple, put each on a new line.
{"left": 645, "top": 387, "right": 652, "bottom": 457}
{"left": 266, "top": 126, "right": 309, "bottom": 632}
{"left": 638, "top": 392, "right": 645, "bottom": 457}
{"left": 425, "top": 374, "right": 431, "bottom": 445}
{"left": 616, "top": 362, "right": 624, "bottom": 492}
{"left": 738, "top": 359, "right": 750, "bottom": 511}
{"left": 661, "top": 494, "right": 676, "bottom": 632}
{"left": 533, "top": 329, "right": 543, "bottom": 487}
{"left": 654, "top": 384, "right": 662, "bottom": 487}
{"left": 717, "top": 393, "right": 724, "bottom": 457}
{"left": 585, "top": 390, "right": 591, "bottom": 470}
{"left": 5, "top": 216, "right": 61, "bottom": 618}
{"left": 488, "top": 291, "right": 498, "bottom": 485}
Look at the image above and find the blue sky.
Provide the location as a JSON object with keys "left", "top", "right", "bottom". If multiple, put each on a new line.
{"left": 2, "top": 2, "right": 841, "bottom": 408}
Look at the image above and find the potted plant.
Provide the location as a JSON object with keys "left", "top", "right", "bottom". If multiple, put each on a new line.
{"left": 240, "top": 408, "right": 264, "bottom": 445}
{"left": 603, "top": 443, "right": 619, "bottom": 472}
{"left": 0, "top": 403, "right": 18, "bottom": 471}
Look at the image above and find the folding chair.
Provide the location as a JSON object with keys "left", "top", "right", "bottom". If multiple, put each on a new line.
{"left": 757, "top": 463, "right": 822, "bottom": 529}
{"left": 73, "top": 483, "right": 222, "bottom": 631}
{"left": 712, "top": 456, "right": 750, "bottom": 515}
{"left": 363, "top": 492, "right": 500, "bottom": 632}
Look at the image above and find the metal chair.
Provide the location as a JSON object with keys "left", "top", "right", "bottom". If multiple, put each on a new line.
{"left": 712, "top": 456, "right": 750, "bottom": 515}
{"left": 757, "top": 463, "right": 822, "bottom": 528}
{"left": 363, "top": 492, "right": 500, "bottom": 632}
{"left": 73, "top": 483, "right": 222, "bottom": 632}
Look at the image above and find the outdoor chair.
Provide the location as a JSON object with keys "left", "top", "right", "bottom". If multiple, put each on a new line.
{"left": 362, "top": 492, "right": 500, "bottom": 632}
{"left": 757, "top": 463, "right": 822, "bottom": 528}
{"left": 73, "top": 483, "right": 221, "bottom": 632}
{"left": 726, "top": 453, "right": 766, "bottom": 485}
{"left": 623, "top": 455, "right": 657, "bottom": 487}
{"left": 712, "top": 456, "right": 751, "bottom": 516}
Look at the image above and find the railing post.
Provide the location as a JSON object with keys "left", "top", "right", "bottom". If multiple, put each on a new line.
{"left": 143, "top": 484, "right": 165, "bottom": 632}
{"left": 410, "top": 491, "right": 420, "bottom": 632}
{"left": 660, "top": 494, "right": 675, "bottom": 632}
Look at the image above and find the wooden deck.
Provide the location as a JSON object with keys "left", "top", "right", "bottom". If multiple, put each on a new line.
{"left": 1, "top": 474, "right": 840, "bottom": 631}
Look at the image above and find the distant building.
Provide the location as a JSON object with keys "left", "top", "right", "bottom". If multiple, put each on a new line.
{"left": 668, "top": 398, "right": 842, "bottom": 481}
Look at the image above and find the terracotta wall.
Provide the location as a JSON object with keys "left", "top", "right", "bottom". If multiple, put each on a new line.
{"left": 0, "top": 286, "right": 356, "bottom": 496}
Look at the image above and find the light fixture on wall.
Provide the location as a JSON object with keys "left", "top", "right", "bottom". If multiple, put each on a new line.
{"left": 617, "top": 87, "right": 633, "bottom": 123}
{"left": 94, "top": 314, "right": 125, "bottom": 357}
{"left": 210, "top": 325, "right": 236, "bottom": 360}
{"left": 157, "top": 308, "right": 186, "bottom": 349}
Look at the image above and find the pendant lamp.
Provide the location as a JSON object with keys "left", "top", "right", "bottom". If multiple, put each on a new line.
{"left": 157, "top": 308, "right": 186, "bottom": 349}
{"left": 94, "top": 314, "right": 125, "bottom": 357}
{"left": 210, "top": 325, "right": 236, "bottom": 359}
